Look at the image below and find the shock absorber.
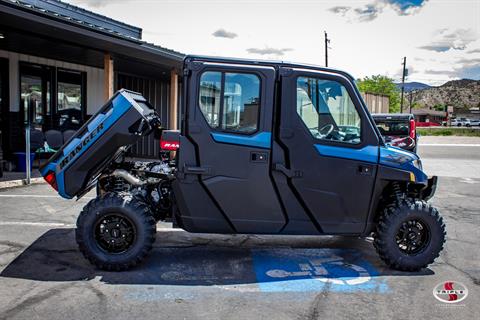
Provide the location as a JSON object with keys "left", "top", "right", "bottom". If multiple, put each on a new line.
{"left": 391, "top": 182, "right": 404, "bottom": 203}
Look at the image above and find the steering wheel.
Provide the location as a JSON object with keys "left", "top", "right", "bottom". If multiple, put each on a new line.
{"left": 317, "top": 123, "right": 335, "bottom": 138}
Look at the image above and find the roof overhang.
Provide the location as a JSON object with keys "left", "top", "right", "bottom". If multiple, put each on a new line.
{"left": 0, "top": 1, "right": 184, "bottom": 72}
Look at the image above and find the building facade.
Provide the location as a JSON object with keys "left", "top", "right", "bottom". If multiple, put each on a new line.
{"left": 0, "top": 0, "right": 184, "bottom": 166}
{"left": 360, "top": 92, "right": 389, "bottom": 114}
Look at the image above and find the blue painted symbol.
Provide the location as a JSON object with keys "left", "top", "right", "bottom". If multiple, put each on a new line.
{"left": 252, "top": 248, "right": 388, "bottom": 293}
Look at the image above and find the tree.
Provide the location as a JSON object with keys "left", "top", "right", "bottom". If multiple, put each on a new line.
{"left": 357, "top": 75, "right": 401, "bottom": 113}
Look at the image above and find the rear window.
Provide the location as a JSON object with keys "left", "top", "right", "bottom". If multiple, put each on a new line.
{"left": 375, "top": 120, "right": 410, "bottom": 136}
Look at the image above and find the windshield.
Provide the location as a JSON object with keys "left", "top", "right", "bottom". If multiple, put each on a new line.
{"left": 375, "top": 120, "right": 409, "bottom": 136}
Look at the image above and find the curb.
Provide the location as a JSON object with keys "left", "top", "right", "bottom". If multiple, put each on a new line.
{"left": 0, "top": 177, "right": 45, "bottom": 190}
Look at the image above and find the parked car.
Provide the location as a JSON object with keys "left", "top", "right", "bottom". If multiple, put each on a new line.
{"left": 469, "top": 119, "right": 480, "bottom": 126}
{"left": 372, "top": 113, "right": 418, "bottom": 152}
{"left": 451, "top": 118, "right": 471, "bottom": 127}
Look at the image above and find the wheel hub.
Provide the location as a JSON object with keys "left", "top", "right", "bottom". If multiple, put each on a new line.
{"left": 94, "top": 214, "right": 136, "bottom": 254}
{"left": 396, "top": 219, "right": 430, "bottom": 255}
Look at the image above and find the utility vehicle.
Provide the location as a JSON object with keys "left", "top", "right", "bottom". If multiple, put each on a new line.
{"left": 40, "top": 56, "right": 445, "bottom": 272}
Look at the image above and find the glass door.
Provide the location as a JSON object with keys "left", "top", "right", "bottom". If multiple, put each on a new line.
{"left": 19, "top": 63, "right": 53, "bottom": 130}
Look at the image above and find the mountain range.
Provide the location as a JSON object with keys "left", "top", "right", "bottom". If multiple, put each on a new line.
{"left": 395, "top": 82, "right": 431, "bottom": 92}
{"left": 396, "top": 79, "right": 480, "bottom": 109}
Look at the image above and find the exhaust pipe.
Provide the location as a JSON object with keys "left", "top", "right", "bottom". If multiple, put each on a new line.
{"left": 111, "top": 169, "right": 145, "bottom": 186}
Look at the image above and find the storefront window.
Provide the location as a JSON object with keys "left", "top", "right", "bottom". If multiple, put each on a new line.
{"left": 19, "top": 63, "right": 85, "bottom": 131}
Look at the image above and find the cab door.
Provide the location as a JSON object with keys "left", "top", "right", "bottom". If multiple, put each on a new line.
{"left": 273, "top": 68, "right": 380, "bottom": 234}
{"left": 173, "top": 60, "right": 285, "bottom": 233}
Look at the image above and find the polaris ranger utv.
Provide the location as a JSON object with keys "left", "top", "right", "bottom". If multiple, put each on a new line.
{"left": 40, "top": 56, "right": 445, "bottom": 272}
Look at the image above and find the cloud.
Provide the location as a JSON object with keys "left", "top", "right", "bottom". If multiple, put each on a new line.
{"left": 467, "top": 48, "right": 480, "bottom": 54}
{"left": 212, "top": 28, "right": 238, "bottom": 39}
{"left": 418, "top": 45, "right": 451, "bottom": 52}
{"left": 424, "top": 69, "right": 457, "bottom": 76}
{"left": 424, "top": 58, "right": 480, "bottom": 80}
{"left": 418, "top": 28, "right": 477, "bottom": 52}
{"left": 388, "top": 0, "right": 428, "bottom": 15}
{"left": 456, "top": 57, "right": 480, "bottom": 65}
{"left": 246, "top": 47, "right": 293, "bottom": 56}
{"left": 354, "top": 4, "right": 381, "bottom": 22}
{"left": 328, "top": 6, "right": 351, "bottom": 16}
{"left": 328, "top": 0, "right": 428, "bottom": 22}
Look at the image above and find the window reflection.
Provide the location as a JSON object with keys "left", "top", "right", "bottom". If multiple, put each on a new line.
{"left": 21, "top": 74, "right": 43, "bottom": 125}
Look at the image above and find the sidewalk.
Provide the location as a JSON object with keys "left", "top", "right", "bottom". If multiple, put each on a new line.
{"left": 0, "top": 169, "right": 44, "bottom": 189}
{"left": 418, "top": 135, "right": 480, "bottom": 145}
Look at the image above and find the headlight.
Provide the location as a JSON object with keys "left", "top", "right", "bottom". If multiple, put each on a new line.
{"left": 412, "top": 159, "right": 423, "bottom": 171}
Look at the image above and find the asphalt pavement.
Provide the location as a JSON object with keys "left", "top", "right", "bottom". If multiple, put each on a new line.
{"left": 0, "top": 136, "right": 479, "bottom": 320}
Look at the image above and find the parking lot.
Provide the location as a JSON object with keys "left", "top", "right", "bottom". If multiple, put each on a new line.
{"left": 0, "top": 136, "right": 479, "bottom": 320}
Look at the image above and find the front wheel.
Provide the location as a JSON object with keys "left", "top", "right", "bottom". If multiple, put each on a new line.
{"left": 374, "top": 200, "right": 446, "bottom": 271}
{"left": 76, "top": 193, "right": 156, "bottom": 271}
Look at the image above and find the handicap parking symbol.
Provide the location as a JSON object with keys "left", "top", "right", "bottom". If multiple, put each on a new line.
{"left": 252, "top": 248, "right": 388, "bottom": 293}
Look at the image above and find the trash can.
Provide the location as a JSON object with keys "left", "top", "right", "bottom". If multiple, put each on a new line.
{"left": 14, "top": 152, "right": 35, "bottom": 172}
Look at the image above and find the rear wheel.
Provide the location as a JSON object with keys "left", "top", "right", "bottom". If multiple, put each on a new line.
{"left": 76, "top": 193, "right": 156, "bottom": 271}
{"left": 374, "top": 199, "right": 446, "bottom": 271}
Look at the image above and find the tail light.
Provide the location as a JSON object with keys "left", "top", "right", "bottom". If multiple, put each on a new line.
{"left": 409, "top": 119, "right": 416, "bottom": 139}
{"left": 44, "top": 171, "right": 58, "bottom": 191}
{"left": 160, "top": 139, "right": 179, "bottom": 151}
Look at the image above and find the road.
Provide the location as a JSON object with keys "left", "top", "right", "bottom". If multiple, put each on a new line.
{"left": 0, "top": 137, "right": 479, "bottom": 320}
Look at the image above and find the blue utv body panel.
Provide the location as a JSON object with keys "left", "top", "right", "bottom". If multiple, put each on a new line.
{"left": 211, "top": 132, "right": 272, "bottom": 149}
{"left": 313, "top": 144, "right": 427, "bottom": 183}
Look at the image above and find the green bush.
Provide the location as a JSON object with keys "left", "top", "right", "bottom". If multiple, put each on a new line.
{"left": 417, "top": 128, "right": 480, "bottom": 137}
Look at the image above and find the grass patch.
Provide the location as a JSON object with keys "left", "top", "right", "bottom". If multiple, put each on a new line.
{"left": 417, "top": 127, "right": 480, "bottom": 137}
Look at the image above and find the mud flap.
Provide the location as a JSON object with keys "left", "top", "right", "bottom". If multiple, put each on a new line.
{"left": 421, "top": 176, "right": 437, "bottom": 201}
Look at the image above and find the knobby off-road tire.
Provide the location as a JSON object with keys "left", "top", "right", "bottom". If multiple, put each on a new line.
{"left": 374, "top": 199, "right": 446, "bottom": 271}
{"left": 76, "top": 192, "right": 156, "bottom": 271}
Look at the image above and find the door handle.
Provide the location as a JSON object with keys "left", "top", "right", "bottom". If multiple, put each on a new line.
{"left": 273, "top": 163, "right": 303, "bottom": 178}
{"left": 184, "top": 165, "right": 211, "bottom": 175}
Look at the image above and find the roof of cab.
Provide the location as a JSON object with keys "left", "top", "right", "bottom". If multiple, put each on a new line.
{"left": 184, "top": 55, "right": 356, "bottom": 81}
{"left": 372, "top": 113, "right": 414, "bottom": 120}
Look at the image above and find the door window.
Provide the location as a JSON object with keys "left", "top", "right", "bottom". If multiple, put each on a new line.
{"left": 199, "top": 71, "right": 260, "bottom": 134}
{"left": 297, "top": 77, "right": 361, "bottom": 144}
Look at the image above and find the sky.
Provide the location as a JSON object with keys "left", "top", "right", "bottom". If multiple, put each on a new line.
{"left": 70, "top": 0, "right": 480, "bottom": 86}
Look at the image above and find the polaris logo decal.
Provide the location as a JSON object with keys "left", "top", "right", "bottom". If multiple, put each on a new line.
{"left": 59, "top": 123, "right": 104, "bottom": 170}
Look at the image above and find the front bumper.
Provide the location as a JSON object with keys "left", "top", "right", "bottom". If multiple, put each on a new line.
{"left": 421, "top": 176, "right": 438, "bottom": 201}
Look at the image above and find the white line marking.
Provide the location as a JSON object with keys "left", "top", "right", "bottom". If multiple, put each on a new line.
{"left": 0, "top": 194, "right": 94, "bottom": 199}
{"left": 419, "top": 144, "right": 480, "bottom": 147}
{"left": 0, "top": 221, "right": 74, "bottom": 227}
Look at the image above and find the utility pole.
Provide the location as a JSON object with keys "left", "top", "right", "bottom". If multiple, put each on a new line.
{"left": 400, "top": 56, "right": 407, "bottom": 113}
{"left": 408, "top": 90, "right": 415, "bottom": 114}
{"left": 324, "top": 31, "right": 330, "bottom": 67}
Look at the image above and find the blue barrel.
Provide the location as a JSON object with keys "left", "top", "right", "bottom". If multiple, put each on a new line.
{"left": 14, "top": 152, "right": 35, "bottom": 172}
